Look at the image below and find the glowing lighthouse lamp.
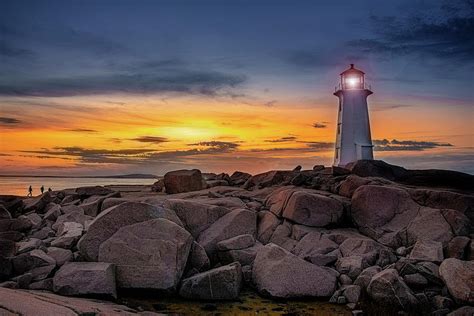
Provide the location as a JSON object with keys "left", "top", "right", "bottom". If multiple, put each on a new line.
{"left": 333, "top": 64, "right": 374, "bottom": 167}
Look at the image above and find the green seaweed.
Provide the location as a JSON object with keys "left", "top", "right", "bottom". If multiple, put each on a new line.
{"left": 119, "top": 288, "right": 351, "bottom": 315}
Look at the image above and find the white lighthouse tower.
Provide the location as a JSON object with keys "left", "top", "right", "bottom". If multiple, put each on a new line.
{"left": 333, "top": 64, "right": 374, "bottom": 166}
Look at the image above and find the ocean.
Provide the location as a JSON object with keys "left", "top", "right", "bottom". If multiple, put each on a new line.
{"left": 0, "top": 177, "right": 157, "bottom": 196}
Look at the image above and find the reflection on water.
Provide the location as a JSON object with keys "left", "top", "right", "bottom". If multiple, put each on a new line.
{"left": 120, "top": 289, "right": 350, "bottom": 316}
{"left": 0, "top": 177, "right": 155, "bottom": 196}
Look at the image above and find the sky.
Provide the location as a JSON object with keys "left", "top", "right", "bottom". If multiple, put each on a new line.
{"left": 0, "top": 0, "right": 473, "bottom": 176}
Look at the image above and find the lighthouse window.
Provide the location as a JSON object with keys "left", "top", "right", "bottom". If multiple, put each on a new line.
{"left": 343, "top": 74, "right": 363, "bottom": 89}
{"left": 346, "top": 77, "right": 359, "bottom": 87}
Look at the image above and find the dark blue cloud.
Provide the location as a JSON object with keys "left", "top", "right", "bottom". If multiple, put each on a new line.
{"left": 0, "top": 40, "right": 34, "bottom": 58}
{"left": 373, "top": 139, "right": 453, "bottom": 151}
{"left": 348, "top": 0, "right": 474, "bottom": 63}
{"left": 0, "top": 69, "right": 246, "bottom": 97}
{"left": 265, "top": 136, "right": 297, "bottom": 143}
{"left": 67, "top": 129, "right": 98, "bottom": 133}
{"left": 304, "top": 142, "right": 334, "bottom": 149}
{"left": 313, "top": 122, "right": 328, "bottom": 128}
{"left": 131, "top": 136, "right": 169, "bottom": 144}
{"left": 19, "top": 141, "right": 241, "bottom": 164}
{"left": 188, "top": 141, "right": 240, "bottom": 151}
{"left": 0, "top": 117, "right": 21, "bottom": 125}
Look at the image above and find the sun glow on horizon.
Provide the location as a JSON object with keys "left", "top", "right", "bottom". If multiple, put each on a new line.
{"left": 1, "top": 90, "right": 473, "bottom": 175}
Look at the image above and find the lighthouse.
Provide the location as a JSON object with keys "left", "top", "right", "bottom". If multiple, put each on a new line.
{"left": 333, "top": 64, "right": 374, "bottom": 166}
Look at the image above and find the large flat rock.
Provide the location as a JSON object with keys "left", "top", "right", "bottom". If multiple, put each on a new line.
{"left": 265, "top": 187, "right": 343, "bottom": 227}
{"left": 282, "top": 191, "right": 343, "bottom": 227}
{"left": 163, "top": 199, "right": 231, "bottom": 238}
{"left": 351, "top": 185, "right": 420, "bottom": 247}
{"left": 0, "top": 288, "right": 136, "bottom": 315}
{"left": 409, "top": 189, "right": 474, "bottom": 216}
{"left": 218, "top": 243, "right": 263, "bottom": 266}
{"left": 252, "top": 243, "right": 337, "bottom": 298}
{"left": 164, "top": 169, "right": 204, "bottom": 194}
{"left": 179, "top": 262, "right": 242, "bottom": 300}
{"left": 347, "top": 159, "right": 474, "bottom": 192}
{"left": 197, "top": 208, "right": 257, "bottom": 260}
{"left": 339, "top": 237, "right": 389, "bottom": 265}
{"left": 98, "top": 218, "right": 192, "bottom": 291}
{"left": 405, "top": 207, "right": 455, "bottom": 246}
{"left": 53, "top": 262, "right": 116, "bottom": 298}
{"left": 244, "top": 170, "right": 297, "bottom": 189}
{"left": 408, "top": 240, "right": 444, "bottom": 263}
{"left": 439, "top": 258, "right": 474, "bottom": 305}
{"left": 75, "top": 186, "right": 115, "bottom": 197}
{"left": 12, "top": 249, "right": 56, "bottom": 276}
{"left": 367, "top": 268, "right": 418, "bottom": 310}
{"left": 292, "top": 232, "right": 339, "bottom": 259}
{"left": 78, "top": 201, "right": 182, "bottom": 261}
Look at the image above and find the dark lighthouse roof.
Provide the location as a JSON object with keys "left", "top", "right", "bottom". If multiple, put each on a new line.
{"left": 340, "top": 64, "right": 365, "bottom": 76}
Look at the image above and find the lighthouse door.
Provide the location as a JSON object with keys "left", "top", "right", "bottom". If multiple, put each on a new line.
{"left": 356, "top": 144, "right": 374, "bottom": 160}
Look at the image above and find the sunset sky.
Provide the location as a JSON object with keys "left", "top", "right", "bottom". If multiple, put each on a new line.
{"left": 1, "top": 0, "right": 473, "bottom": 176}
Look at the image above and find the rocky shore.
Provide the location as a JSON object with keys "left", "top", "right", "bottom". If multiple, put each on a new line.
{"left": 0, "top": 160, "right": 473, "bottom": 316}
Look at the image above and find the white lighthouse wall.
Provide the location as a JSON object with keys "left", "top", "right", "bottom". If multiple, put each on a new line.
{"left": 334, "top": 90, "right": 373, "bottom": 166}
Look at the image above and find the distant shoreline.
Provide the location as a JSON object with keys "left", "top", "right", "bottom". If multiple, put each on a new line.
{"left": 0, "top": 174, "right": 160, "bottom": 179}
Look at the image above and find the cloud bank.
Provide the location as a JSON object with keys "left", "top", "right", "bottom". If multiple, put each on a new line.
{"left": 373, "top": 139, "right": 453, "bottom": 151}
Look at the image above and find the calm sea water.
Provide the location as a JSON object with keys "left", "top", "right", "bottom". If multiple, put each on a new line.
{"left": 0, "top": 177, "right": 156, "bottom": 196}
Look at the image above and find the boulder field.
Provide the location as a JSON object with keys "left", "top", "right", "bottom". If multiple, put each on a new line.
{"left": 0, "top": 160, "right": 473, "bottom": 316}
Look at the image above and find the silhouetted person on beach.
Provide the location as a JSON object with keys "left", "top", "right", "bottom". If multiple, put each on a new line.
{"left": 48, "top": 188, "right": 52, "bottom": 192}
{"left": 27, "top": 186, "right": 32, "bottom": 197}
{"left": 40, "top": 186, "right": 44, "bottom": 194}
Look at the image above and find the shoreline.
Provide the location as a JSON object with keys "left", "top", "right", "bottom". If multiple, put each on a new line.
{"left": 0, "top": 175, "right": 160, "bottom": 179}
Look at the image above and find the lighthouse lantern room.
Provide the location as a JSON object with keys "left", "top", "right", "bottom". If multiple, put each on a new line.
{"left": 333, "top": 64, "right": 374, "bottom": 167}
